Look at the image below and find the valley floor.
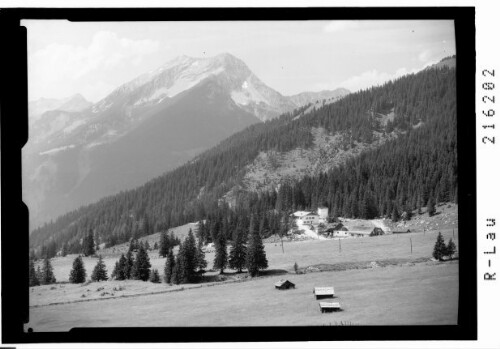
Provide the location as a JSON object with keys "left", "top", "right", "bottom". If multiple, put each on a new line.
{"left": 28, "top": 227, "right": 459, "bottom": 331}
{"left": 28, "top": 260, "right": 458, "bottom": 330}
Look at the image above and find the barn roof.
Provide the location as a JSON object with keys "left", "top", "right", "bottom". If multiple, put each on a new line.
{"left": 314, "top": 286, "right": 335, "bottom": 295}
{"left": 319, "top": 302, "right": 341, "bottom": 309}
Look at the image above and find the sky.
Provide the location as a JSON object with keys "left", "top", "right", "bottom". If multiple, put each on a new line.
{"left": 23, "top": 20, "right": 456, "bottom": 103}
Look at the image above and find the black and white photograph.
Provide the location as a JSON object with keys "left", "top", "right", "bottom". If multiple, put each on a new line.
{"left": 0, "top": 6, "right": 481, "bottom": 344}
{"left": 20, "top": 18, "right": 463, "bottom": 331}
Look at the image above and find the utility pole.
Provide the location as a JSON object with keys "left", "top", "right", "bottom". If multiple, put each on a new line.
{"left": 410, "top": 237, "right": 413, "bottom": 254}
{"left": 339, "top": 238, "right": 342, "bottom": 253}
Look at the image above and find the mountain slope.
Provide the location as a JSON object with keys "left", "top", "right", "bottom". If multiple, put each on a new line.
{"left": 25, "top": 53, "right": 348, "bottom": 228}
{"left": 30, "top": 63, "right": 456, "bottom": 255}
{"left": 25, "top": 53, "right": 349, "bottom": 228}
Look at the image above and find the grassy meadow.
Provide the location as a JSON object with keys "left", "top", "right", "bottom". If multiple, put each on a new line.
{"left": 28, "top": 227, "right": 459, "bottom": 330}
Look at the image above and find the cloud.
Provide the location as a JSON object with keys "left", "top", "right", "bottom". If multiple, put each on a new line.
{"left": 29, "top": 31, "right": 160, "bottom": 101}
{"left": 323, "top": 21, "right": 360, "bottom": 33}
{"left": 418, "top": 47, "right": 453, "bottom": 67}
{"left": 338, "top": 67, "right": 419, "bottom": 92}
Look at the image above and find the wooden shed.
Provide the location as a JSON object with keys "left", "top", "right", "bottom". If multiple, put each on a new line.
{"left": 313, "top": 286, "right": 335, "bottom": 299}
{"left": 275, "top": 279, "right": 295, "bottom": 290}
{"left": 319, "top": 302, "right": 342, "bottom": 313}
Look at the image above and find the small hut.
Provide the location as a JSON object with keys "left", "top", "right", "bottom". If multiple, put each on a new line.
{"left": 275, "top": 279, "right": 295, "bottom": 290}
{"left": 313, "top": 286, "right": 335, "bottom": 299}
{"left": 319, "top": 302, "right": 342, "bottom": 313}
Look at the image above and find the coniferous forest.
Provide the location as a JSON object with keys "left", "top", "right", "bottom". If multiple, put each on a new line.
{"left": 30, "top": 63, "right": 457, "bottom": 258}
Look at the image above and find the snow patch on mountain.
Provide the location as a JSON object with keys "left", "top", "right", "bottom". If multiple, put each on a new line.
{"left": 132, "top": 64, "right": 227, "bottom": 106}
{"left": 39, "top": 144, "right": 75, "bottom": 155}
{"left": 230, "top": 80, "right": 267, "bottom": 106}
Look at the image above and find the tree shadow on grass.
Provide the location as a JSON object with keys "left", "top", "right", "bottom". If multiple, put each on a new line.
{"left": 259, "top": 269, "right": 289, "bottom": 277}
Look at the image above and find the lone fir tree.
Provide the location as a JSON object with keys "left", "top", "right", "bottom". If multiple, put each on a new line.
{"left": 41, "top": 256, "right": 56, "bottom": 285}
{"left": 69, "top": 256, "right": 86, "bottom": 284}
{"left": 228, "top": 223, "right": 247, "bottom": 273}
{"left": 246, "top": 216, "right": 268, "bottom": 277}
{"left": 432, "top": 232, "right": 447, "bottom": 261}
{"left": 131, "top": 244, "right": 151, "bottom": 281}
{"left": 91, "top": 255, "right": 108, "bottom": 282}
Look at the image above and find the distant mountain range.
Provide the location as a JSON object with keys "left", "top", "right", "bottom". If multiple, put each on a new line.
{"left": 24, "top": 53, "right": 349, "bottom": 228}
{"left": 29, "top": 55, "right": 457, "bottom": 253}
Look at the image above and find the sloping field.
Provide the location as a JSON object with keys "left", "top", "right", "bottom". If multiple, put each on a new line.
{"left": 28, "top": 261, "right": 458, "bottom": 330}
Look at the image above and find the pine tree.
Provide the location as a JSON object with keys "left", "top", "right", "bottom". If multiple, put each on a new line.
{"left": 246, "top": 216, "right": 268, "bottom": 277}
{"left": 171, "top": 254, "right": 181, "bottom": 285}
{"left": 391, "top": 206, "right": 400, "bottom": 222}
{"left": 432, "top": 232, "right": 447, "bottom": 261}
{"left": 69, "top": 256, "right": 86, "bottom": 283}
{"left": 124, "top": 250, "right": 134, "bottom": 279}
{"left": 91, "top": 255, "right": 108, "bottom": 282}
{"left": 29, "top": 260, "right": 40, "bottom": 286}
{"left": 159, "top": 231, "right": 170, "bottom": 257}
{"left": 40, "top": 257, "right": 56, "bottom": 284}
{"left": 112, "top": 254, "right": 128, "bottom": 280}
{"left": 131, "top": 244, "right": 151, "bottom": 281}
{"left": 229, "top": 223, "right": 247, "bottom": 273}
{"left": 149, "top": 269, "right": 160, "bottom": 283}
{"left": 164, "top": 249, "right": 175, "bottom": 284}
{"left": 82, "top": 229, "right": 95, "bottom": 257}
{"left": 445, "top": 238, "right": 457, "bottom": 259}
{"left": 111, "top": 261, "right": 119, "bottom": 280}
{"left": 144, "top": 240, "right": 150, "bottom": 251}
{"left": 194, "top": 238, "right": 207, "bottom": 272}
{"left": 213, "top": 229, "right": 228, "bottom": 274}
{"left": 181, "top": 229, "right": 198, "bottom": 282}
{"left": 153, "top": 241, "right": 158, "bottom": 250}
{"left": 427, "top": 196, "right": 436, "bottom": 217}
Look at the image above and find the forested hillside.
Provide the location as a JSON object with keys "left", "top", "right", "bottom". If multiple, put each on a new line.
{"left": 30, "top": 62, "right": 456, "bottom": 258}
